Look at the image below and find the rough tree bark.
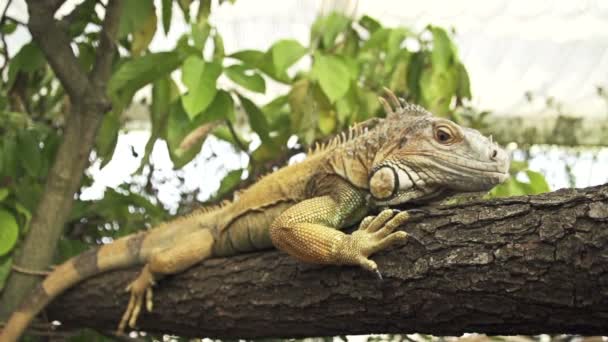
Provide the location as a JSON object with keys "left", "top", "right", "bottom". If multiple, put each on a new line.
{"left": 47, "top": 184, "right": 608, "bottom": 338}
{"left": 0, "top": 0, "right": 123, "bottom": 318}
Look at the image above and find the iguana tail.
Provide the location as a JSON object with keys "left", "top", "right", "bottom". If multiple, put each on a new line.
{"left": 0, "top": 214, "right": 205, "bottom": 342}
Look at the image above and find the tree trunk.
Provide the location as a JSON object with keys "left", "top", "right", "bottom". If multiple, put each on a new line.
{"left": 47, "top": 184, "right": 608, "bottom": 338}
{"left": 0, "top": 0, "right": 123, "bottom": 318}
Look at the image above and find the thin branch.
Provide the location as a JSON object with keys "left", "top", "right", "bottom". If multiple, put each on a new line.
{"left": 11, "top": 264, "right": 51, "bottom": 276}
{"left": 25, "top": 0, "right": 90, "bottom": 99}
{"left": 0, "top": 0, "right": 13, "bottom": 23}
{"left": 90, "top": 0, "right": 122, "bottom": 89}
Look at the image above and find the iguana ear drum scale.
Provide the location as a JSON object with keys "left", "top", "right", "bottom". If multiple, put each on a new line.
{"left": 1, "top": 89, "right": 509, "bottom": 341}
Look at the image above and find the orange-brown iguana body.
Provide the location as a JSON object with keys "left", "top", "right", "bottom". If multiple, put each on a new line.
{"left": 1, "top": 90, "right": 509, "bottom": 341}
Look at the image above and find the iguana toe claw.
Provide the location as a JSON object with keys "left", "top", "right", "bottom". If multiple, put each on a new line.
{"left": 374, "top": 269, "right": 383, "bottom": 280}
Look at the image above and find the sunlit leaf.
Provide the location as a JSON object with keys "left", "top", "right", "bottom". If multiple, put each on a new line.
{"left": 259, "top": 40, "right": 307, "bottom": 82}
{"left": 311, "top": 12, "right": 351, "bottom": 49}
{"left": 229, "top": 50, "right": 264, "bottom": 66}
{"left": 525, "top": 170, "right": 551, "bottom": 194}
{"left": 311, "top": 53, "right": 352, "bottom": 103}
{"left": 0, "top": 209, "right": 19, "bottom": 256}
{"left": 225, "top": 64, "right": 266, "bottom": 93}
{"left": 191, "top": 21, "right": 210, "bottom": 51}
{"left": 181, "top": 56, "right": 221, "bottom": 119}
{"left": 429, "top": 25, "right": 456, "bottom": 70}
{"left": 271, "top": 39, "right": 307, "bottom": 74}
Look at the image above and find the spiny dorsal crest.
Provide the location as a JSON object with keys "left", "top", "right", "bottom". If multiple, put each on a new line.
{"left": 378, "top": 87, "right": 430, "bottom": 118}
{"left": 307, "top": 123, "right": 370, "bottom": 155}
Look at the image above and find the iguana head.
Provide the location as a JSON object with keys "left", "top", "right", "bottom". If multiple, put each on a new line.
{"left": 369, "top": 90, "right": 510, "bottom": 206}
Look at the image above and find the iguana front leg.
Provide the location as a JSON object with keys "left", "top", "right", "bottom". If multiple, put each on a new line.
{"left": 269, "top": 184, "right": 410, "bottom": 276}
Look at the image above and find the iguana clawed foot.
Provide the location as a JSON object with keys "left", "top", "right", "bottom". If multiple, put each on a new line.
{"left": 335, "top": 209, "right": 410, "bottom": 278}
{"left": 117, "top": 265, "right": 155, "bottom": 334}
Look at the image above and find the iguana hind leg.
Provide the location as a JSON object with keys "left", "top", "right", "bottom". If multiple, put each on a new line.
{"left": 118, "top": 228, "right": 215, "bottom": 334}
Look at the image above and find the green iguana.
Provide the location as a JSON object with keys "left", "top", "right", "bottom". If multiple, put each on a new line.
{"left": 0, "top": 90, "right": 510, "bottom": 341}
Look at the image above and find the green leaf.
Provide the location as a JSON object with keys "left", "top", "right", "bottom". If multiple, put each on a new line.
{"left": 213, "top": 32, "right": 225, "bottom": 60}
{"left": 108, "top": 51, "right": 182, "bottom": 104}
{"left": 0, "top": 188, "right": 9, "bottom": 201}
{"left": 229, "top": 50, "right": 264, "bottom": 66}
{"left": 429, "top": 25, "right": 455, "bottom": 70}
{"left": 161, "top": 0, "right": 173, "bottom": 34}
{"left": 361, "top": 28, "right": 389, "bottom": 51}
{"left": 131, "top": 8, "right": 157, "bottom": 56}
{"left": 181, "top": 56, "right": 222, "bottom": 119}
{"left": 0, "top": 256, "right": 12, "bottom": 291}
{"left": 13, "top": 202, "right": 31, "bottom": 233}
{"left": 1, "top": 135, "right": 18, "bottom": 178}
{"left": 17, "top": 130, "right": 42, "bottom": 178}
{"left": 225, "top": 64, "right": 266, "bottom": 93}
{"left": 202, "top": 89, "right": 235, "bottom": 122}
{"left": 64, "top": 0, "right": 98, "bottom": 37}
{"left": 119, "top": 0, "right": 155, "bottom": 38}
{"left": 95, "top": 109, "right": 121, "bottom": 166}
{"left": 7, "top": 43, "right": 45, "bottom": 89}
{"left": 455, "top": 62, "right": 472, "bottom": 101}
{"left": 359, "top": 15, "right": 381, "bottom": 33}
{"left": 166, "top": 102, "right": 199, "bottom": 168}
{"left": 191, "top": 21, "right": 210, "bottom": 51}
{"left": 525, "top": 170, "right": 551, "bottom": 194}
{"left": 238, "top": 95, "right": 270, "bottom": 143}
{"left": 178, "top": 0, "right": 192, "bottom": 21}
{"left": 311, "top": 53, "right": 352, "bottom": 103}
{"left": 271, "top": 40, "right": 307, "bottom": 73}
{"left": 0, "top": 209, "right": 19, "bottom": 256}
{"left": 311, "top": 12, "right": 351, "bottom": 49}
{"left": 1, "top": 20, "right": 17, "bottom": 34}
{"left": 260, "top": 40, "right": 307, "bottom": 82}
{"left": 136, "top": 77, "right": 173, "bottom": 173}
{"left": 420, "top": 67, "right": 457, "bottom": 115}
{"left": 215, "top": 169, "right": 243, "bottom": 198}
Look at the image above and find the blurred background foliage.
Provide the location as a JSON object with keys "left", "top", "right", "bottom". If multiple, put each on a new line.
{"left": 0, "top": 0, "right": 594, "bottom": 341}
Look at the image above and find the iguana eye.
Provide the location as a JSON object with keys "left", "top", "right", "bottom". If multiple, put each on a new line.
{"left": 434, "top": 126, "right": 454, "bottom": 144}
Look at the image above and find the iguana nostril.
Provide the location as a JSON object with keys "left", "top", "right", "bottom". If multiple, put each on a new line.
{"left": 491, "top": 149, "right": 498, "bottom": 160}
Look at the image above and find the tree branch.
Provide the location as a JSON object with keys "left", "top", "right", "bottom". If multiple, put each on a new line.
{"left": 47, "top": 184, "right": 608, "bottom": 337}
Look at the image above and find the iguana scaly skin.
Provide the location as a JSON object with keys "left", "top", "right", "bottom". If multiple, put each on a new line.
{"left": 1, "top": 90, "right": 510, "bottom": 341}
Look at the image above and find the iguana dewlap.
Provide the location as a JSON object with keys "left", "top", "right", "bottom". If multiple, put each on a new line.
{"left": 1, "top": 89, "right": 509, "bottom": 341}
